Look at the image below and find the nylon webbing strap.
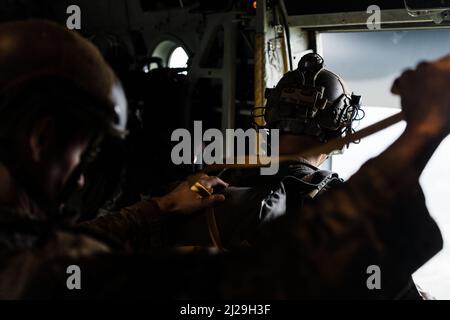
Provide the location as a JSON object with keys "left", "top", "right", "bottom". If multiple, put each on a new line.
{"left": 207, "top": 207, "right": 223, "bottom": 250}
{"left": 202, "top": 112, "right": 404, "bottom": 174}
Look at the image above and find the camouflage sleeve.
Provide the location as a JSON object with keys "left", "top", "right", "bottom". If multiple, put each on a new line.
{"left": 238, "top": 156, "right": 443, "bottom": 299}
{"left": 3, "top": 156, "right": 441, "bottom": 299}
{"left": 77, "top": 199, "right": 168, "bottom": 250}
{"left": 63, "top": 133, "right": 443, "bottom": 299}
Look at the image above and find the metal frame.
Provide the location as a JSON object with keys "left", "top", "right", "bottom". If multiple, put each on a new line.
{"left": 288, "top": 8, "right": 450, "bottom": 32}
{"left": 187, "top": 12, "right": 239, "bottom": 132}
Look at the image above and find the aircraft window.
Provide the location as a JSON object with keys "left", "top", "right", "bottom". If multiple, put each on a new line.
{"left": 168, "top": 46, "right": 189, "bottom": 69}
{"left": 321, "top": 29, "right": 450, "bottom": 299}
{"left": 151, "top": 40, "right": 189, "bottom": 74}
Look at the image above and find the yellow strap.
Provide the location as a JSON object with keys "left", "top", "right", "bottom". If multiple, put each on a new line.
{"left": 207, "top": 207, "right": 223, "bottom": 251}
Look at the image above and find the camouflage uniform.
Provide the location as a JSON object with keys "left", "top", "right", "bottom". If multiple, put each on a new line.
{"left": 0, "top": 155, "right": 441, "bottom": 299}
{"left": 167, "top": 159, "right": 342, "bottom": 249}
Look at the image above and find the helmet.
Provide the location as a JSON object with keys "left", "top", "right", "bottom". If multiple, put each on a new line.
{"left": 0, "top": 19, "right": 127, "bottom": 136}
{"left": 264, "top": 53, "right": 362, "bottom": 142}
{"left": 0, "top": 20, "right": 128, "bottom": 213}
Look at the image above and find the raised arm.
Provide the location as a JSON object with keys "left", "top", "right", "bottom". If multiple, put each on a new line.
{"left": 236, "top": 57, "right": 450, "bottom": 299}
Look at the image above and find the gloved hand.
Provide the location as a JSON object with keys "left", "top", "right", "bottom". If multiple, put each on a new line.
{"left": 392, "top": 56, "right": 450, "bottom": 136}
{"left": 154, "top": 174, "right": 228, "bottom": 215}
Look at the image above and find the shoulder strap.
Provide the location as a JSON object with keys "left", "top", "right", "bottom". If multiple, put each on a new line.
{"left": 281, "top": 169, "right": 341, "bottom": 198}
